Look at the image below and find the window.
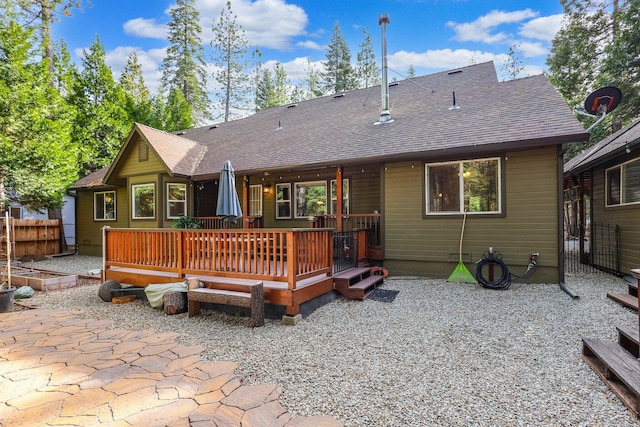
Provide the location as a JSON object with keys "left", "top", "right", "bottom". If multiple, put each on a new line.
{"left": 132, "top": 183, "right": 155, "bottom": 219}
{"left": 167, "top": 183, "right": 187, "bottom": 219}
{"left": 426, "top": 158, "right": 500, "bottom": 214}
{"left": 294, "top": 181, "right": 327, "bottom": 218}
{"left": 249, "top": 184, "right": 263, "bottom": 216}
{"left": 94, "top": 191, "right": 116, "bottom": 220}
{"left": 330, "top": 179, "right": 349, "bottom": 214}
{"left": 276, "top": 183, "right": 291, "bottom": 219}
{"left": 607, "top": 158, "right": 640, "bottom": 206}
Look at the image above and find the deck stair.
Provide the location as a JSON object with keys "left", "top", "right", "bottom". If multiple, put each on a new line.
{"left": 582, "top": 268, "right": 640, "bottom": 417}
{"left": 607, "top": 280, "right": 638, "bottom": 311}
{"left": 333, "top": 267, "right": 383, "bottom": 300}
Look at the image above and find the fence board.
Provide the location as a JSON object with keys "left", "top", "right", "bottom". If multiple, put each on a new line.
{"left": 0, "top": 219, "right": 61, "bottom": 258}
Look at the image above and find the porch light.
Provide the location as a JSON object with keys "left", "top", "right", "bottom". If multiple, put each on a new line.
{"left": 264, "top": 184, "right": 272, "bottom": 194}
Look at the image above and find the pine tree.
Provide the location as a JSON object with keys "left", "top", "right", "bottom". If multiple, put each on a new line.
{"left": 302, "top": 60, "right": 324, "bottom": 99}
{"left": 406, "top": 65, "right": 416, "bottom": 79}
{"left": 501, "top": 44, "right": 525, "bottom": 81}
{"left": 255, "top": 62, "right": 291, "bottom": 110}
{"left": 120, "top": 51, "right": 154, "bottom": 125}
{"left": 322, "top": 22, "right": 357, "bottom": 94}
{"left": 211, "top": 1, "right": 255, "bottom": 122}
{"left": 0, "top": 15, "right": 77, "bottom": 213}
{"left": 356, "top": 27, "right": 379, "bottom": 88}
{"left": 69, "top": 36, "right": 131, "bottom": 175}
{"left": 160, "top": 0, "right": 210, "bottom": 124}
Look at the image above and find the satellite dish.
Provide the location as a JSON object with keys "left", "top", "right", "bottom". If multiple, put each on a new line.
{"left": 575, "top": 86, "right": 622, "bottom": 132}
{"left": 583, "top": 86, "right": 622, "bottom": 115}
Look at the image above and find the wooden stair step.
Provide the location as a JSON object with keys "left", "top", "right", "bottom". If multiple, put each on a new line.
{"left": 617, "top": 325, "right": 640, "bottom": 358}
{"left": 334, "top": 267, "right": 371, "bottom": 281}
{"left": 582, "top": 338, "right": 640, "bottom": 417}
{"left": 607, "top": 292, "right": 638, "bottom": 311}
{"left": 629, "top": 282, "right": 638, "bottom": 297}
{"left": 348, "top": 275, "right": 383, "bottom": 291}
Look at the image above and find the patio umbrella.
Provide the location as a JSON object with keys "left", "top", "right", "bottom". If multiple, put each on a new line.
{"left": 216, "top": 160, "right": 243, "bottom": 223}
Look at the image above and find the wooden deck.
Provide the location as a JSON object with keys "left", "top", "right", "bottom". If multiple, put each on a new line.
{"left": 102, "top": 228, "right": 335, "bottom": 316}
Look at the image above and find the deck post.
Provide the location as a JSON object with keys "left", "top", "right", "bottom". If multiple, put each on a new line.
{"left": 287, "top": 230, "right": 297, "bottom": 290}
{"left": 177, "top": 230, "right": 184, "bottom": 279}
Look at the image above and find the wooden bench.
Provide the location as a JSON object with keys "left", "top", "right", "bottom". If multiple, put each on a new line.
{"left": 186, "top": 277, "right": 264, "bottom": 327}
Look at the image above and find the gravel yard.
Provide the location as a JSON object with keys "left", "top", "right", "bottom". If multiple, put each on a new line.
{"left": 14, "top": 255, "right": 640, "bottom": 426}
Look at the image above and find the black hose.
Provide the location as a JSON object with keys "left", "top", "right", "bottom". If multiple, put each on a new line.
{"left": 475, "top": 257, "right": 512, "bottom": 290}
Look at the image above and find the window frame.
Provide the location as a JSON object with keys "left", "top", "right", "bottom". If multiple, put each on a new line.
{"left": 606, "top": 157, "right": 640, "bottom": 207}
{"left": 132, "top": 183, "right": 155, "bottom": 220}
{"left": 425, "top": 157, "right": 502, "bottom": 215}
{"left": 94, "top": 190, "right": 116, "bottom": 221}
{"left": 276, "top": 183, "right": 291, "bottom": 219}
{"left": 294, "top": 180, "right": 328, "bottom": 219}
{"left": 329, "top": 179, "right": 350, "bottom": 214}
{"left": 166, "top": 183, "right": 187, "bottom": 219}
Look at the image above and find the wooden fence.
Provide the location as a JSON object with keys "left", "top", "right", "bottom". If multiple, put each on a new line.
{"left": 0, "top": 219, "right": 61, "bottom": 258}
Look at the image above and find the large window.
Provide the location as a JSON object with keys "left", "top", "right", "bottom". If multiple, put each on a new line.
{"left": 295, "top": 181, "right": 327, "bottom": 218}
{"left": 607, "top": 158, "right": 640, "bottom": 206}
{"left": 132, "top": 183, "right": 155, "bottom": 219}
{"left": 426, "top": 158, "right": 501, "bottom": 214}
{"left": 94, "top": 191, "right": 116, "bottom": 220}
{"left": 330, "top": 179, "right": 349, "bottom": 214}
{"left": 276, "top": 183, "right": 291, "bottom": 219}
{"left": 167, "top": 183, "right": 186, "bottom": 219}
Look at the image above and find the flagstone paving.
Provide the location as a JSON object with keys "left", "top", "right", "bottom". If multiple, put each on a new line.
{"left": 0, "top": 309, "right": 342, "bottom": 426}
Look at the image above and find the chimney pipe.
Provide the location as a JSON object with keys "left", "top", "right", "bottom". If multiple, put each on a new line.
{"left": 376, "top": 13, "right": 393, "bottom": 125}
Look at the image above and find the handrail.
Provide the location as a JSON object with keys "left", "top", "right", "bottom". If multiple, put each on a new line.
{"left": 103, "top": 227, "right": 332, "bottom": 289}
{"left": 195, "top": 216, "right": 263, "bottom": 229}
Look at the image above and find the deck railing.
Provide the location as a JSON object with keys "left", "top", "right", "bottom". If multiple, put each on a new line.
{"left": 103, "top": 227, "right": 333, "bottom": 289}
{"left": 195, "top": 216, "right": 263, "bottom": 229}
{"left": 310, "top": 213, "right": 381, "bottom": 246}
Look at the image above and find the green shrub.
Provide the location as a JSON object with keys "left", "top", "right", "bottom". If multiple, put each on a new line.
{"left": 172, "top": 215, "right": 201, "bottom": 229}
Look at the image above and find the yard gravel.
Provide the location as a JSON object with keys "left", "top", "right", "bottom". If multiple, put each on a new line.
{"left": 17, "top": 255, "right": 640, "bottom": 426}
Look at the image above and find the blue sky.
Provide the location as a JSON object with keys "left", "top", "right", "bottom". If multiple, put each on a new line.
{"left": 52, "top": 0, "right": 566, "bottom": 94}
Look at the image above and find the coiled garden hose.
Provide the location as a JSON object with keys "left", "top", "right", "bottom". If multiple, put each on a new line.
{"left": 475, "top": 252, "right": 539, "bottom": 291}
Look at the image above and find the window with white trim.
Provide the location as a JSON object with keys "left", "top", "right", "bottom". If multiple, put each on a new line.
{"left": 94, "top": 191, "right": 116, "bottom": 220}
{"left": 294, "top": 181, "right": 327, "bottom": 218}
{"left": 249, "top": 184, "right": 263, "bottom": 216}
{"left": 426, "top": 158, "right": 501, "bottom": 214}
{"left": 330, "top": 179, "right": 349, "bottom": 214}
{"left": 607, "top": 158, "right": 640, "bottom": 206}
{"left": 167, "top": 183, "right": 187, "bottom": 219}
{"left": 132, "top": 183, "right": 155, "bottom": 219}
{"left": 276, "top": 183, "right": 291, "bottom": 219}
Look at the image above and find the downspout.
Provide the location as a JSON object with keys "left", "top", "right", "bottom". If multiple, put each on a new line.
{"left": 558, "top": 144, "right": 579, "bottom": 299}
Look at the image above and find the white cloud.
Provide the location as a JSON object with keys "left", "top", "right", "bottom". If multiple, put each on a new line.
{"left": 295, "top": 40, "right": 324, "bottom": 50}
{"left": 447, "top": 9, "right": 539, "bottom": 43}
{"left": 519, "top": 14, "right": 564, "bottom": 41}
{"left": 389, "top": 48, "right": 508, "bottom": 72}
{"left": 517, "top": 41, "right": 548, "bottom": 58}
{"left": 196, "top": 0, "right": 308, "bottom": 50}
{"left": 123, "top": 18, "right": 167, "bottom": 40}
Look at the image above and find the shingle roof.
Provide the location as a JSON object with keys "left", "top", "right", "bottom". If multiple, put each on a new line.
{"left": 564, "top": 118, "right": 640, "bottom": 174}
{"left": 74, "top": 61, "right": 588, "bottom": 188}
{"left": 177, "top": 61, "right": 588, "bottom": 178}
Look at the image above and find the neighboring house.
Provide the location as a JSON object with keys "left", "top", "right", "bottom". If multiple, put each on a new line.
{"left": 73, "top": 61, "right": 588, "bottom": 283}
{"left": 564, "top": 118, "right": 640, "bottom": 276}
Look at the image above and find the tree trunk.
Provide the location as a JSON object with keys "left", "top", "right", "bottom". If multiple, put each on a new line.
{"left": 164, "top": 291, "right": 188, "bottom": 315}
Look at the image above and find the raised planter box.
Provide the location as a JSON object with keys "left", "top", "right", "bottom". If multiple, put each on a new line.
{"left": 11, "top": 269, "right": 77, "bottom": 291}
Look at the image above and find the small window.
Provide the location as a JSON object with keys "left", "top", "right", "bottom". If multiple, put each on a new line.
{"left": 330, "top": 179, "right": 349, "bottom": 214}
{"left": 167, "top": 183, "right": 187, "bottom": 219}
{"left": 276, "top": 183, "right": 291, "bottom": 219}
{"left": 94, "top": 191, "right": 116, "bottom": 220}
{"left": 132, "top": 183, "right": 155, "bottom": 219}
{"left": 607, "top": 158, "right": 640, "bottom": 206}
{"left": 249, "top": 184, "right": 263, "bottom": 216}
{"left": 426, "top": 158, "right": 501, "bottom": 214}
{"left": 294, "top": 181, "right": 327, "bottom": 219}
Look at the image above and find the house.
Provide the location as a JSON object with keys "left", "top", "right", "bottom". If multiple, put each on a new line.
{"left": 564, "top": 118, "right": 640, "bottom": 276}
{"left": 73, "top": 61, "right": 588, "bottom": 286}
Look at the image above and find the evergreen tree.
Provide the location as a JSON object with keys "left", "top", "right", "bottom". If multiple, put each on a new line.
{"left": 406, "top": 65, "right": 416, "bottom": 79}
{"left": 255, "top": 62, "right": 290, "bottom": 110}
{"left": 255, "top": 68, "right": 275, "bottom": 111}
{"left": 322, "top": 22, "right": 357, "bottom": 94}
{"left": 120, "top": 51, "right": 154, "bottom": 125}
{"left": 160, "top": 0, "right": 210, "bottom": 124}
{"left": 69, "top": 36, "right": 131, "bottom": 176}
{"left": 355, "top": 27, "right": 380, "bottom": 88}
{"left": 164, "top": 88, "right": 194, "bottom": 131}
{"left": 211, "top": 1, "right": 255, "bottom": 121}
{"left": 302, "top": 60, "right": 324, "bottom": 99}
{"left": 0, "top": 16, "right": 77, "bottom": 212}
